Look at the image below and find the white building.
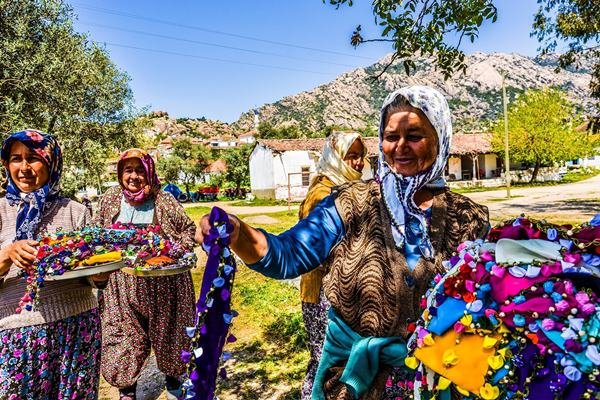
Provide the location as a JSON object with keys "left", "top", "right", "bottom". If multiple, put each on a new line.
{"left": 238, "top": 131, "right": 256, "bottom": 144}
{"left": 249, "top": 134, "right": 499, "bottom": 200}
{"left": 249, "top": 138, "right": 376, "bottom": 200}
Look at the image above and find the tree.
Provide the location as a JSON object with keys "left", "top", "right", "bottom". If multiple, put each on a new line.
{"left": 157, "top": 137, "right": 211, "bottom": 193}
{"left": 491, "top": 88, "right": 597, "bottom": 182}
{"left": 222, "top": 145, "right": 253, "bottom": 192}
{"left": 326, "top": 0, "right": 600, "bottom": 108}
{"left": 532, "top": 0, "right": 600, "bottom": 100}
{"left": 325, "top": 0, "right": 498, "bottom": 78}
{"left": 0, "top": 0, "right": 143, "bottom": 191}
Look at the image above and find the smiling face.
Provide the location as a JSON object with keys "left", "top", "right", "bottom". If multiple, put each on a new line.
{"left": 381, "top": 106, "right": 439, "bottom": 176}
{"left": 6, "top": 141, "right": 50, "bottom": 192}
{"left": 120, "top": 158, "right": 148, "bottom": 193}
{"left": 343, "top": 139, "right": 365, "bottom": 173}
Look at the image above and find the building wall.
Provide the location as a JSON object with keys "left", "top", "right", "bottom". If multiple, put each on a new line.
{"left": 481, "top": 154, "right": 498, "bottom": 178}
{"left": 577, "top": 155, "right": 600, "bottom": 168}
{"left": 249, "top": 145, "right": 274, "bottom": 192}
{"left": 448, "top": 156, "right": 462, "bottom": 180}
{"left": 250, "top": 147, "right": 319, "bottom": 200}
{"left": 271, "top": 151, "right": 318, "bottom": 187}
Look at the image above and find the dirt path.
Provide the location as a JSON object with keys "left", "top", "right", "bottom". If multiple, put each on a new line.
{"left": 464, "top": 174, "right": 600, "bottom": 223}
{"left": 184, "top": 175, "right": 600, "bottom": 221}
{"left": 183, "top": 200, "right": 299, "bottom": 215}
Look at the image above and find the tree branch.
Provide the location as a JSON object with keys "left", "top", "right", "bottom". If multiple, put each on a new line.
{"left": 360, "top": 38, "right": 396, "bottom": 43}
{"left": 369, "top": 53, "right": 400, "bottom": 82}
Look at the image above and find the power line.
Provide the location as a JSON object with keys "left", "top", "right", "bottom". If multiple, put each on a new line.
{"left": 71, "top": 2, "right": 373, "bottom": 60}
{"left": 99, "top": 41, "right": 333, "bottom": 75}
{"left": 80, "top": 22, "right": 358, "bottom": 68}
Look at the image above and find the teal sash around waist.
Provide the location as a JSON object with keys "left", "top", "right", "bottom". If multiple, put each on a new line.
{"left": 312, "top": 310, "right": 408, "bottom": 400}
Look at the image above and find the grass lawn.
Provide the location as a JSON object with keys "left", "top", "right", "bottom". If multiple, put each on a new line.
{"left": 452, "top": 167, "right": 600, "bottom": 194}
{"left": 189, "top": 209, "right": 307, "bottom": 400}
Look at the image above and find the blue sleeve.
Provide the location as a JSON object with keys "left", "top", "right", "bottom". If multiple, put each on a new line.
{"left": 247, "top": 195, "right": 345, "bottom": 279}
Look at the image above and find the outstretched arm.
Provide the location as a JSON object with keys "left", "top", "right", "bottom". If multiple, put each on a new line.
{"left": 196, "top": 195, "right": 344, "bottom": 279}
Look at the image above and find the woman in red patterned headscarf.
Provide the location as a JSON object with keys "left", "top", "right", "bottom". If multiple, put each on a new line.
{"left": 94, "top": 148, "right": 196, "bottom": 400}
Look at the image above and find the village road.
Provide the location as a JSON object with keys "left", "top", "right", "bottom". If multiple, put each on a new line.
{"left": 464, "top": 174, "right": 600, "bottom": 222}
{"left": 182, "top": 199, "right": 299, "bottom": 215}
{"left": 184, "top": 175, "right": 600, "bottom": 222}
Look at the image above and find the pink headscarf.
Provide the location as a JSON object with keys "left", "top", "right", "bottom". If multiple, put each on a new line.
{"left": 117, "top": 148, "right": 161, "bottom": 204}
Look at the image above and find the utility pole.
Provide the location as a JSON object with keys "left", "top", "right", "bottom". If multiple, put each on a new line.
{"left": 502, "top": 73, "right": 511, "bottom": 199}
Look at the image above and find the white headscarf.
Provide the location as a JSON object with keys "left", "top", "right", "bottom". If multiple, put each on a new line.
{"left": 376, "top": 86, "right": 452, "bottom": 258}
{"left": 316, "top": 131, "right": 365, "bottom": 186}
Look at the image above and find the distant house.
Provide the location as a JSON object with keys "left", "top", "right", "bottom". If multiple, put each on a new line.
{"left": 238, "top": 131, "right": 256, "bottom": 144}
{"left": 249, "top": 133, "right": 498, "bottom": 200}
{"left": 445, "top": 133, "right": 500, "bottom": 180}
{"left": 200, "top": 159, "right": 227, "bottom": 183}
{"left": 206, "top": 136, "right": 237, "bottom": 149}
{"left": 569, "top": 121, "right": 600, "bottom": 168}
{"left": 157, "top": 136, "right": 174, "bottom": 156}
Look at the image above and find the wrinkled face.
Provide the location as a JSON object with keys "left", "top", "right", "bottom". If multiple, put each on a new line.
{"left": 6, "top": 141, "right": 50, "bottom": 192}
{"left": 381, "top": 107, "right": 439, "bottom": 176}
{"left": 121, "top": 158, "right": 147, "bottom": 193}
{"left": 343, "top": 139, "right": 365, "bottom": 173}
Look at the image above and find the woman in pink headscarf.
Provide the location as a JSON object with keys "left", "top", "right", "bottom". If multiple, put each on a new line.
{"left": 94, "top": 148, "right": 196, "bottom": 400}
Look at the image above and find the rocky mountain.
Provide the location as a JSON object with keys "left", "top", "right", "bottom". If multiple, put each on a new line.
{"left": 145, "top": 111, "right": 235, "bottom": 139}
{"left": 233, "top": 52, "right": 595, "bottom": 133}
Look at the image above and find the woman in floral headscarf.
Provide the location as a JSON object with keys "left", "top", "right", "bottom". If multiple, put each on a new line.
{"left": 94, "top": 148, "right": 196, "bottom": 400}
{"left": 299, "top": 131, "right": 366, "bottom": 400}
{"left": 0, "top": 130, "right": 100, "bottom": 399}
{"left": 197, "top": 86, "right": 490, "bottom": 399}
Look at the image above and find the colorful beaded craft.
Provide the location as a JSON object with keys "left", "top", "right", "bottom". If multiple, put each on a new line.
{"left": 181, "top": 207, "right": 238, "bottom": 400}
{"left": 405, "top": 215, "right": 600, "bottom": 400}
{"left": 18, "top": 224, "right": 194, "bottom": 313}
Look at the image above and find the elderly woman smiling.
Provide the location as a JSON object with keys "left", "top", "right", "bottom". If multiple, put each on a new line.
{"left": 0, "top": 130, "right": 100, "bottom": 399}
{"left": 197, "top": 86, "right": 490, "bottom": 399}
{"left": 94, "top": 148, "right": 196, "bottom": 400}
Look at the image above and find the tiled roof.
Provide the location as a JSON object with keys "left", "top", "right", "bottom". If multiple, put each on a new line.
{"left": 203, "top": 159, "right": 227, "bottom": 173}
{"left": 257, "top": 133, "right": 492, "bottom": 156}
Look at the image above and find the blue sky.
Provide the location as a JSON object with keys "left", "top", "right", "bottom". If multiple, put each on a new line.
{"left": 71, "top": 1, "right": 543, "bottom": 123}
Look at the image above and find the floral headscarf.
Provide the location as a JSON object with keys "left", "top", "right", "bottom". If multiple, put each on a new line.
{"left": 376, "top": 86, "right": 452, "bottom": 259}
{"left": 315, "top": 131, "right": 365, "bottom": 186}
{"left": 1, "top": 129, "right": 63, "bottom": 240}
{"left": 117, "top": 148, "right": 161, "bottom": 204}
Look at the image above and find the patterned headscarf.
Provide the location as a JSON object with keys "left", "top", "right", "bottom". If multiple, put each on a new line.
{"left": 117, "top": 148, "right": 161, "bottom": 204}
{"left": 315, "top": 131, "right": 365, "bottom": 186}
{"left": 1, "top": 129, "right": 63, "bottom": 240}
{"left": 376, "top": 86, "right": 452, "bottom": 259}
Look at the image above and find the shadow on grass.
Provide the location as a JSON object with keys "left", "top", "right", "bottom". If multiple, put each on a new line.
{"left": 217, "top": 336, "right": 305, "bottom": 400}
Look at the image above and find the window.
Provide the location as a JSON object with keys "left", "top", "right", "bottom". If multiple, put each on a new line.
{"left": 301, "top": 167, "right": 310, "bottom": 186}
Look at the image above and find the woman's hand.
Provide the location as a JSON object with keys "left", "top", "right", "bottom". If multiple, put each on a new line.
{"left": 88, "top": 271, "right": 113, "bottom": 289}
{"left": 195, "top": 212, "right": 267, "bottom": 264}
{"left": 0, "top": 240, "right": 38, "bottom": 275}
{"left": 195, "top": 213, "right": 241, "bottom": 246}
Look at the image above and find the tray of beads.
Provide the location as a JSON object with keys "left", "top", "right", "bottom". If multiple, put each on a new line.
{"left": 122, "top": 252, "right": 197, "bottom": 277}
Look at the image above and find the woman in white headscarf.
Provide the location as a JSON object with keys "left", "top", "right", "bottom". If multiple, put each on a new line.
{"left": 196, "top": 86, "right": 490, "bottom": 399}
{"left": 299, "top": 131, "right": 366, "bottom": 400}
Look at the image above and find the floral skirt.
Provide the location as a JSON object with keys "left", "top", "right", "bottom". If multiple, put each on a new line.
{"left": 301, "top": 292, "right": 331, "bottom": 400}
{"left": 0, "top": 308, "right": 101, "bottom": 400}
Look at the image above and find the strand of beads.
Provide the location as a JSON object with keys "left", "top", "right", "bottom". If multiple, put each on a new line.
{"left": 18, "top": 225, "right": 178, "bottom": 312}
{"left": 181, "top": 207, "right": 238, "bottom": 400}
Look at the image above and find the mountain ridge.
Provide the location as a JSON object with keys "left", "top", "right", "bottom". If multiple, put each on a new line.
{"left": 231, "top": 51, "right": 595, "bottom": 133}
